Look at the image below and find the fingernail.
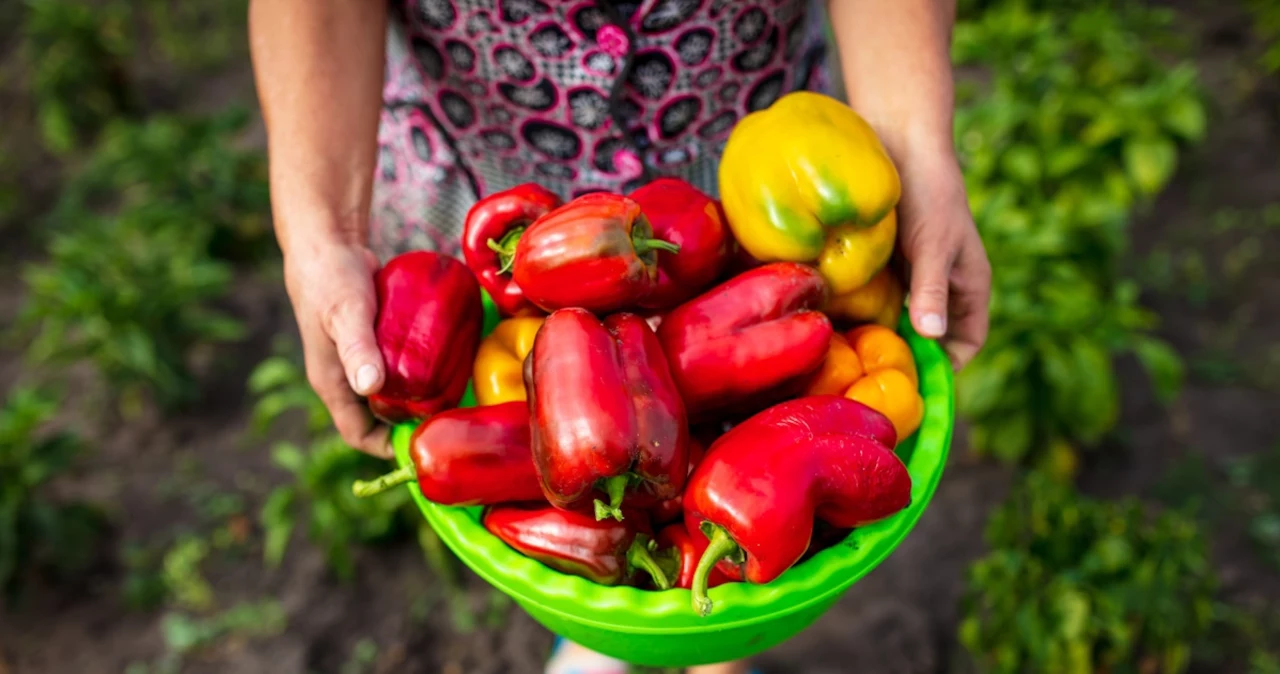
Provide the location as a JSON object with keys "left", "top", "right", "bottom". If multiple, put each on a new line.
{"left": 920, "top": 313, "right": 946, "bottom": 338}
{"left": 355, "top": 364, "right": 379, "bottom": 394}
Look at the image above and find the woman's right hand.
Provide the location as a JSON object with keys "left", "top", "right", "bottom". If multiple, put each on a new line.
{"left": 284, "top": 240, "right": 391, "bottom": 458}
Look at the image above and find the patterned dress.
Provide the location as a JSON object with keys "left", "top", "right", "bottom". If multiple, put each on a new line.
{"left": 372, "top": 0, "right": 834, "bottom": 261}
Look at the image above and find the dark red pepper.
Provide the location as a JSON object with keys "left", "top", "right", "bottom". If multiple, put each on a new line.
{"left": 628, "top": 178, "right": 731, "bottom": 310}
{"left": 483, "top": 503, "right": 671, "bottom": 589}
{"left": 655, "top": 262, "right": 833, "bottom": 419}
{"left": 462, "top": 183, "right": 563, "bottom": 317}
{"left": 656, "top": 522, "right": 734, "bottom": 590}
{"left": 525, "top": 309, "right": 689, "bottom": 521}
{"left": 683, "top": 396, "right": 911, "bottom": 615}
{"left": 351, "top": 402, "right": 543, "bottom": 505}
{"left": 642, "top": 438, "right": 705, "bottom": 525}
{"left": 368, "top": 251, "right": 483, "bottom": 423}
{"left": 511, "top": 193, "right": 680, "bottom": 313}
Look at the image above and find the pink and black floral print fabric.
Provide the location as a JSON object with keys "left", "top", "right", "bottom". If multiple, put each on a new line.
{"left": 372, "top": 0, "right": 833, "bottom": 260}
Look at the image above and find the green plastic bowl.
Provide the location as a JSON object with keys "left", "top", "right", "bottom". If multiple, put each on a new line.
{"left": 391, "top": 294, "right": 954, "bottom": 667}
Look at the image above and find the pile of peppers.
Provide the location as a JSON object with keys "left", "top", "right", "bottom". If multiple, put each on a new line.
{"left": 351, "top": 92, "right": 927, "bottom": 616}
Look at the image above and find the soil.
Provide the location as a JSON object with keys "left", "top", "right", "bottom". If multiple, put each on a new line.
{"left": 1, "top": 2, "right": 1277, "bottom": 673}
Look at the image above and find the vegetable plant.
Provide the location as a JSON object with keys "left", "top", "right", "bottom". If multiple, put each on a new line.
{"left": 951, "top": 4, "right": 1204, "bottom": 468}
{"left": 0, "top": 387, "right": 103, "bottom": 596}
{"left": 960, "top": 472, "right": 1217, "bottom": 673}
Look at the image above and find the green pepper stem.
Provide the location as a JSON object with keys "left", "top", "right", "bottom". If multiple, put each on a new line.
{"left": 627, "top": 536, "right": 672, "bottom": 590}
{"left": 692, "top": 525, "right": 739, "bottom": 617}
{"left": 593, "top": 475, "right": 629, "bottom": 521}
{"left": 352, "top": 464, "right": 415, "bottom": 498}
{"left": 485, "top": 226, "right": 526, "bottom": 274}
{"left": 633, "top": 237, "right": 681, "bottom": 256}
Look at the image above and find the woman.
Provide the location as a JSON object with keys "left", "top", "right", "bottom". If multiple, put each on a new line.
{"left": 250, "top": 1, "right": 990, "bottom": 672}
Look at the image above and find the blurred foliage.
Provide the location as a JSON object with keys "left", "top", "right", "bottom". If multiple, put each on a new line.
{"left": 952, "top": 3, "right": 1204, "bottom": 468}
{"left": 18, "top": 204, "right": 245, "bottom": 413}
{"left": 0, "top": 387, "right": 104, "bottom": 597}
{"left": 21, "top": 0, "right": 135, "bottom": 154}
{"left": 960, "top": 472, "right": 1217, "bottom": 674}
{"left": 143, "top": 0, "right": 249, "bottom": 72}
{"left": 1226, "top": 443, "right": 1280, "bottom": 573}
{"left": 1250, "top": 0, "right": 1280, "bottom": 72}
{"left": 125, "top": 600, "right": 287, "bottom": 674}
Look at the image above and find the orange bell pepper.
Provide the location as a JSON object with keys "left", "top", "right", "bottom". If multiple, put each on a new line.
{"left": 804, "top": 325, "right": 923, "bottom": 443}
{"left": 473, "top": 316, "right": 544, "bottom": 406}
{"left": 824, "top": 266, "right": 904, "bottom": 328}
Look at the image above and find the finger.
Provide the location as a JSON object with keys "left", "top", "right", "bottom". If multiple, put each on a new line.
{"left": 906, "top": 242, "right": 954, "bottom": 340}
{"left": 303, "top": 335, "right": 392, "bottom": 458}
{"left": 323, "top": 293, "right": 385, "bottom": 397}
{"left": 943, "top": 243, "right": 992, "bottom": 369}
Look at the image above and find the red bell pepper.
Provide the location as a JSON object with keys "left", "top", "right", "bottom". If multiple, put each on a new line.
{"left": 656, "top": 522, "right": 734, "bottom": 590}
{"left": 368, "top": 251, "right": 483, "bottom": 423}
{"left": 483, "top": 503, "right": 671, "bottom": 589}
{"left": 628, "top": 178, "right": 731, "bottom": 310}
{"left": 683, "top": 396, "right": 911, "bottom": 616}
{"left": 462, "top": 183, "right": 563, "bottom": 317}
{"left": 643, "top": 438, "right": 705, "bottom": 525}
{"left": 350, "top": 402, "right": 543, "bottom": 505}
{"left": 655, "top": 262, "right": 833, "bottom": 418}
{"left": 511, "top": 193, "right": 680, "bottom": 313}
{"left": 525, "top": 309, "right": 689, "bottom": 521}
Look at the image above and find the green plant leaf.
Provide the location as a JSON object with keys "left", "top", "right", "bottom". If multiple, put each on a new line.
{"left": 1163, "top": 96, "right": 1206, "bottom": 141}
{"left": 1133, "top": 337, "right": 1184, "bottom": 405}
{"left": 1124, "top": 137, "right": 1178, "bottom": 196}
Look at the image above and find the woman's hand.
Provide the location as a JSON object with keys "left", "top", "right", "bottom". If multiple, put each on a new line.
{"left": 284, "top": 241, "right": 391, "bottom": 457}
{"left": 895, "top": 149, "right": 991, "bottom": 369}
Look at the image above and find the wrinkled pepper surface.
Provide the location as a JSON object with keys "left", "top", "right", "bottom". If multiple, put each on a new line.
{"left": 719, "top": 92, "right": 901, "bottom": 295}
{"left": 628, "top": 178, "right": 731, "bottom": 309}
{"left": 641, "top": 438, "right": 705, "bottom": 525}
{"left": 805, "top": 325, "right": 923, "bottom": 442}
{"left": 462, "top": 183, "right": 563, "bottom": 317}
{"left": 656, "top": 522, "right": 733, "bottom": 590}
{"left": 526, "top": 309, "right": 689, "bottom": 521}
{"left": 368, "top": 251, "right": 483, "bottom": 423}
{"left": 351, "top": 402, "right": 543, "bottom": 505}
{"left": 473, "top": 316, "right": 544, "bottom": 406}
{"left": 656, "top": 262, "right": 833, "bottom": 418}
{"left": 684, "top": 396, "right": 911, "bottom": 615}
{"left": 484, "top": 503, "right": 671, "bottom": 589}
{"left": 824, "top": 265, "right": 904, "bottom": 327}
{"left": 512, "top": 193, "right": 680, "bottom": 313}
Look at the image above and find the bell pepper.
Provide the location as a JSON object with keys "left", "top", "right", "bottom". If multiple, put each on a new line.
{"left": 483, "top": 503, "right": 671, "bottom": 589}
{"left": 526, "top": 309, "right": 689, "bottom": 521}
{"left": 368, "top": 251, "right": 483, "bottom": 423}
{"left": 473, "top": 316, "right": 544, "bottom": 406}
{"left": 684, "top": 396, "right": 911, "bottom": 616}
{"left": 351, "top": 402, "right": 543, "bottom": 505}
{"left": 719, "top": 91, "right": 901, "bottom": 295}
{"left": 642, "top": 438, "right": 705, "bottom": 525}
{"left": 655, "top": 262, "right": 833, "bottom": 418}
{"left": 628, "top": 178, "right": 731, "bottom": 309}
{"left": 462, "top": 183, "right": 563, "bottom": 317}
{"left": 824, "top": 265, "right": 905, "bottom": 328}
{"left": 656, "top": 522, "right": 734, "bottom": 590}
{"left": 511, "top": 193, "right": 681, "bottom": 313}
{"left": 804, "top": 325, "right": 924, "bottom": 442}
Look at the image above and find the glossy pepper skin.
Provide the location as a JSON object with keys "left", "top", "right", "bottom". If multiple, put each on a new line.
{"left": 462, "top": 183, "right": 563, "bottom": 317}
{"left": 825, "top": 265, "right": 905, "bottom": 328}
{"left": 526, "top": 309, "right": 689, "bottom": 520}
{"left": 511, "top": 193, "right": 680, "bottom": 313}
{"left": 484, "top": 503, "right": 671, "bottom": 589}
{"left": 628, "top": 178, "right": 731, "bottom": 309}
{"left": 473, "top": 316, "right": 544, "bottom": 406}
{"left": 804, "top": 325, "right": 924, "bottom": 442}
{"left": 351, "top": 402, "right": 543, "bottom": 505}
{"left": 656, "top": 522, "right": 733, "bottom": 590}
{"left": 684, "top": 396, "right": 911, "bottom": 615}
{"left": 719, "top": 92, "right": 901, "bottom": 295}
{"left": 368, "top": 251, "right": 483, "bottom": 423}
{"left": 641, "top": 438, "right": 705, "bottom": 525}
{"left": 656, "top": 262, "right": 833, "bottom": 418}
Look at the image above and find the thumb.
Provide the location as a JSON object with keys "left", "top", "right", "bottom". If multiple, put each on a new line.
{"left": 907, "top": 245, "right": 953, "bottom": 340}
{"left": 325, "top": 293, "right": 385, "bottom": 397}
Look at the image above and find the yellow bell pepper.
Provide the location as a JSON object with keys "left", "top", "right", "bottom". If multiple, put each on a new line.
{"left": 719, "top": 91, "right": 901, "bottom": 293}
{"left": 473, "top": 316, "right": 544, "bottom": 406}
{"left": 825, "top": 265, "right": 905, "bottom": 328}
{"left": 803, "top": 325, "right": 923, "bottom": 443}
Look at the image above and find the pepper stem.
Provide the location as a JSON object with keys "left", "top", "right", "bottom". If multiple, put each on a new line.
{"left": 485, "top": 226, "right": 526, "bottom": 274}
{"left": 351, "top": 464, "right": 415, "bottom": 498}
{"left": 627, "top": 535, "right": 672, "bottom": 590}
{"left": 593, "top": 475, "right": 629, "bottom": 521}
{"left": 692, "top": 524, "right": 739, "bottom": 617}
{"left": 633, "top": 237, "right": 681, "bottom": 256}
